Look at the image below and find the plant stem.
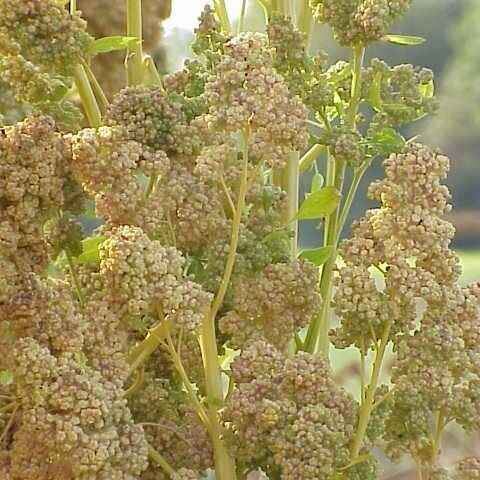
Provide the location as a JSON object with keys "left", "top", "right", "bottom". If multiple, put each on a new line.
{"left": 335, "top": 160, "right": 370, "bottom": 238}
{"left": 238, "top": 0, "right": 247, "bottom": 34}
{"left": 350, "top": 319, "right": 393, "bottom": 459}
{"left": 213, "top": 0, "right": 231, "bottom": 33}
{"left": 79, "top": 57, "right": 109, "bottom": 112}
{"left": 70, "top": 0, "right": 76, "bottom": 15}
{"left": 126, "top": 0, "right": 144, "bottom": 86}
{"left": 165, "top": 333, "right": 211, "bottom": 430}
{"left": 148, "top": 444, "right": 179, "bottom": 479}
{"left": 66, "top": 252, "right": 85, "bottom": 308}
{"left": 143, "top": 55, "right": 163, "bottom": 87}
{"left": 127, "top": 318, "right": 171, "bottom": 372}
{"left": 201, "top": 129, "right": 250, "bottom": 480}
{"left": 73, "top": 65, "right": 102, "bottom": 128}
{"left": 430, "top": 407, "right": 446, "bottom": 465}
{"left": 303, "top": 45, "right": 366, "bottom": 355}
{"left": 299, "top": 143, "right": 324, "bottom": 174}
{"left": 297, "top": 0, "right": 314, "bottom": 51}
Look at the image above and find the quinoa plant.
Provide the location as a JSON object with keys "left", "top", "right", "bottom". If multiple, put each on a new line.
{"left": 0, "top": 1, "right": 479, "bottom": 479}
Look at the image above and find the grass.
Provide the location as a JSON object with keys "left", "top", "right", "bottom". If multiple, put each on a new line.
{"left": 458, "top": 249, "right": 480, "bottom": 284}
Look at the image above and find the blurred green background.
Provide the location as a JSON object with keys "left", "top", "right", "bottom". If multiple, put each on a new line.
{"left": 163, "top": 0, "right": 479, "bottom": 282}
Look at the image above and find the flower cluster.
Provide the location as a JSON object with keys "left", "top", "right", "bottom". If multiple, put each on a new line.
{"left": 224, "top": 341, "right": 358, "bottom": 479}
{"left": 333, "top": 143, "right": 480, "bottom": 470}
{"left": 99, "top": 225, "right": 212, "bottom": 332}
{"left": 220, "top": 261, "right": 321, "bottom": 351}
{"left": 204, "top": 32, "right": 309, "bottom": 168}
{"left": 0, "top": 0, "right": 91, "bottom": 121}
{"left": 310, "top": 0, "right": 413, "bottom": 46}
{"left": 6, "top": 338, "right": 148, "bottom": 479}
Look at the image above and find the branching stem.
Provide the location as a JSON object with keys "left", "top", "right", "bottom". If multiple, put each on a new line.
{"left": 201, "top": 128, "right": 250, "bottom": 480}
{"left": 74, "top": 64, "right": 102, "bottom": 128}
{"left": 303, "top": 45, "right": 366, "bottom": 355}
{"left": 350, "top": 319, "right": 393, "bottom": 460}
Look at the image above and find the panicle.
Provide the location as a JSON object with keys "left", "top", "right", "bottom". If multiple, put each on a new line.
{"left": 224, "top": 341, "right": 357, "bottom": 479}
{"left": 310, "top": 0, "right": 413, "bottom": 46}
{"left": 99, "top": 225, "right": 211, "bottom": 333}
{"left": 219, "top": 260, "right": 321, "bottom": 351}
{"left": 204, "top": 32, "right": 309, "bottom": 168}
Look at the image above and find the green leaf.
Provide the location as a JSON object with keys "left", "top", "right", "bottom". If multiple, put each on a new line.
{"left": 419, "top": 79, "right": 435, "bottom": 98}
{"left": 89, "top": 36, "right": 138, "bottom": 54}
{"left": 310, "top": 172, "right": 324, "bottom": 193}
{"left": 0, "top": 370, "right": 13, "bottom": 386}
{"left": 369, "top": 127, "right": 405, "bottom": 155}
{"left": 298, "top": 246, "right": 334, "bottom": 266}
{"left": 296, "top": 187, "right": 342, "bottom": 220}
{"left": 384, "top": 34, "right": 426, "bottom": 46}
{"left": 72, "top": 235, "right": 106, "bottom": 265}
{"left": 261, "top": 229, "right": 291, "bottom": 244}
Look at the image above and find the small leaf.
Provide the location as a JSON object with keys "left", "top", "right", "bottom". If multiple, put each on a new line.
{"left": 74, "top": 351, "right": 88, "bottom": 366}
{"left": 72, "top": 235, "right": 106, "bottom": 265}
{"left": 310, "top": 172, "right": 324, "bottom": 193}
{"left": 0, "top": 370, "right": 13, "bottom": 386}
{"left": 384, "top": 34, "right": 426, "bottom": 46}
{"left": 419, "top": 79, "right": 435, "bottom": 98}
{"left": 296, "top": 187, "right": 342, "bottom": 220}
{"left": 261, "top": 229, "right": 291, "bottom": 244}
{"left": 369, "top": 127, "right": 405, "bottom": 156}
{"left": 89, "top": 36, "right": 138, "bottom": 54}
{"left": 298, "top": 246, "right": 334, "bottom": 266}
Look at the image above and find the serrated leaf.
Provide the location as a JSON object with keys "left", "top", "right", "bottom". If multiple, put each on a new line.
{"left": 384, "top": 34, "right": 426, "bottom": 46}
{"left": 296, "top": 187, "right": 342, "bottom": 220}
{"left": 0, "top": 370, "right": 13, "bottom": 386}
{"left": 89, "top": 36, "right": 138, "bottom": 54}
{"left": 298, "top": 246, "right": 334, "bottom": 266}
{"left": 72, "top": 235, "right": 106, "bottom": 265}
{"left": 310, "top": 172, "right": 324, "bottom": 193}
{"left": 419, "top": 79, "right": 434, "bottom": 98}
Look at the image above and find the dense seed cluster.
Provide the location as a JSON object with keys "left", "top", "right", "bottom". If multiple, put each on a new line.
{"left": 100, "top": 225, "right": 211, "bottom": 332}
{"left": 204, "top": 32, "right": 309, "bottom": 168}
{"left": 7, "top": 338, "right": 148, "bottom": 480}
{"left": 310, "top": 0, "right": 413, "bottom": 46}
{"left": 224, "top": 341, "right": 357, "bottom": 479}
{"left": 220, "top": 261, "right": 321, "bottom": 351}
{"left": 0, "top": 115, "right": 69, "bottom": 280}
{"left": 0, "top": 0, "right": 90, "bottom": 120}
{"left": 70, "top": 126, "right": 169, "bottom": 225}
{"left": 333, "top": 143, "right": 480, "bottom": 468}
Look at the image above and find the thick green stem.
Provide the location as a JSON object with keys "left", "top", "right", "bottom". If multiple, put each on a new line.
{"left": 350, "top": 319, "right": 393, "bottom": 459}
{"left": 297, "top": 0, "right": 314, "bottom": 50}
{"left": 213, "top": 0, "right": 231, "bottom": 33}
{"left": 238, "top": 0, "right": 247, "bottom": 34}
{"left": 70, "top": 0, "right": 76, "bottom": 14}
{"left": 275, "top": 152, "right": 299, "bottom": 256}
{"left": 303, "top": 46, "right": 366, "bottom": 355}
{"left": 430, "top": 408, "right": 446, "bottom": 465}
{"left": 73, "top": 65, "right": 102, "bottom": 128}
{"left": 201, "top": 130, "right": 250, "bottom": 480}
{"left": 126, "top": 0, "right": 144, "bottom": 86}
